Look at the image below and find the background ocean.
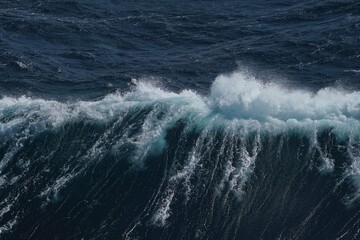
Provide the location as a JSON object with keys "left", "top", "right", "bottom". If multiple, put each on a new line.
{"left": 1, "top": 1, "right": 360, "bottom": 239}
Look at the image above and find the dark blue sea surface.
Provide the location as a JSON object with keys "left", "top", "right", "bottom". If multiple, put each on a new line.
{"left": 1, "top": 1, "right": 360, "bottom": 239}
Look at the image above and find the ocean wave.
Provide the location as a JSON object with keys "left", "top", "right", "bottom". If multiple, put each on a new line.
{"left": 1, "top": 70, "right": 360, "bottom": 238}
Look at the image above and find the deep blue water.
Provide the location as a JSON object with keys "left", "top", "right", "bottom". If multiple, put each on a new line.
{"left": 1, "top": 1, "right": 360, "bottom": 239}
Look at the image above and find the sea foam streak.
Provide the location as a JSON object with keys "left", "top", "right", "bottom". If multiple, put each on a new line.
{"left": 1, "top": 70, "right": 360, "bottom": 233}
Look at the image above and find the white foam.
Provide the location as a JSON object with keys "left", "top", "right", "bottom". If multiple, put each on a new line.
{"left": 2, "top": 71, "right": 360, "bottom": 126}
{"left": 152, "top": 190, "right": 174, "bottom": 226}
{"left": 209, "top": 71, "right": 360, "bottom": 122}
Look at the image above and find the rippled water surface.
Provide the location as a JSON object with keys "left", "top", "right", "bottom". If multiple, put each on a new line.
{"left": 1, "top": 1, "right": 360, "bottom": 239}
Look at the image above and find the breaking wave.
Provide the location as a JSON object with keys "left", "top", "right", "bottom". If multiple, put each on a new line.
{"left": 1, "top": 70, "right": 360, "bottom": 239}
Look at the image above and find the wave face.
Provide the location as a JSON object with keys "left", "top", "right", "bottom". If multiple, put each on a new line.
{"left": 1, "top": 71, "right": 360, "bottom": 239}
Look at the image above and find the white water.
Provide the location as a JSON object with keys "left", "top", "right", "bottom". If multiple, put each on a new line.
{"left": 210, "top": 71, "right": 360, "bottom": 121}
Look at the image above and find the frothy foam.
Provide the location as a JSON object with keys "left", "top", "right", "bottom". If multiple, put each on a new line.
{"left": 209, "top": 71, "right": 360, "bottom": 121}
{"left": 2, "top": 71, "right": 360, "bottom": 125}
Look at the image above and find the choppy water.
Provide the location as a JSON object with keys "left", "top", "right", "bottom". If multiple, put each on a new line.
{"left": 1, "top": 1, "right": 360, "bottom": 239}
